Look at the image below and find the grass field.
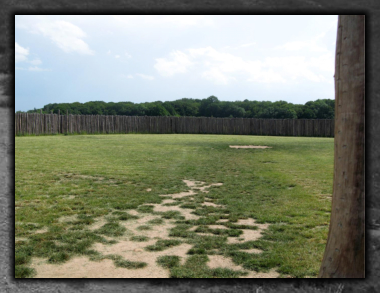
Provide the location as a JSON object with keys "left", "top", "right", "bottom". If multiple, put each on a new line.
{"left": 15, "top": 134, "right": 334, "bottom": 278}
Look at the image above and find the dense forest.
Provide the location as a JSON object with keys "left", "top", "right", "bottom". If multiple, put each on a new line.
{"left": 21, "top": 96, "right": 335, "bottom": 119}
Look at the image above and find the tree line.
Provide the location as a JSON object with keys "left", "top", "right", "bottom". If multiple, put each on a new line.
{"left": 20, "top": 96, "right": 335, "bottom": 119}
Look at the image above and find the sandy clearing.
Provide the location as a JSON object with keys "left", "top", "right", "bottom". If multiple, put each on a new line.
{"left": 227, "top": 229, "right": 263, "bottom": 244}
{"left": 194, "top": 232, "right": 217, "bottom": 237}
{"left": 127, "top": 209, "right": 140, "bottom": 216}
{"left": 33, "top": 227, "right": 49, "bottom": 234}
{"left": 207, "top": 255, "right": 279, "bottom": 278}
{"left": 236, "top": 218, "right": 270, "bottom": 230}
{"left": 241, "top": 268, "right": 280, "bottom": 278}
{"left": 29, "top": 256, "right": 167, "bottom": 278}
{"left": 88, "top": 217, "right": 109, "bottom": 231}
{"left": 120, "top": 215, "right": 177, "bottom": 239}
{"left": 208, "top": 225, "right": 229, "bottom": 230}
{"left": 229, "top": 145, "right": 272, "bottom": 149}
{"left": 207, "top": 255, "right": 246, "bottom": 271}
{"left": 151, "top": 204, "right": 200, "bottom": 220}
{"left": 161, "top": 199, "right": 177, "bottom": 204}
{"left": 240, "top": 248, "right": 263, "bottom": 254}
{"left": 201, "top": 202, "right": 224, "bottom": 208}
{"left": 161, "top": 190, "right": 197, "bottom": 199}
{"left": 27, "top": 179, "right": 274, "bottom": 278}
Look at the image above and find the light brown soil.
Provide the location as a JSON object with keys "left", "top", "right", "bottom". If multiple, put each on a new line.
{"left": 30, "top": 179, "right": 274, "bottom": 278}
{"left": 227, "top": 219, "right": 268, "bottom": 244}
{"left": 241, "top": 268, "right": 280, "bottom": 278}
{"left": 201, "top": 202, "right": 223, "bottom": 207}
{"left": 33, "top": 227, "right": 49, "bottom": 234}
{"left": 207, "top": 255, "right": 279, "bottom": 278}
{"left": 229, "top": 145, "right": 272, "bottom": 149}
{"left": 240, "top": 248, "right": 263, "bottom": 254}
{"left": 151, "top": 204, "right": 200, "bottom": 220}
{"left": 208, "top": 225, "right": 229, "bottom": 230}
{"left": 236, "top": 218, "right": 270, "bottom": 230}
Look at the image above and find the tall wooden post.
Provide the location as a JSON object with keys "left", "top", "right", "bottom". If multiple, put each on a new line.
{"left": 319, "top": 15, "right": 365, "bottom": 278}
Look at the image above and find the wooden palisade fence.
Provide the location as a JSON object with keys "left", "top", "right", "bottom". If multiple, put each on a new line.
{"left": 15, "top": 113, "right": 334, "bottom": 137}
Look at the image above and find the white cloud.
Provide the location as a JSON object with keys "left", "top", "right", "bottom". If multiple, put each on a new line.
{"left": 155, "top": 45, "right": 334, "bottom": 85}
{"left": 202, "top": 69, "right": 233, "bottom": 85}
{"left": 249, "top": 70, "right": 286, "bottom": 84}
{"left": 160, "top": 15, "right": 214, "bottom": 27}
{"left": 15, "top": 42, "right": 29, "bottom": 62}
{"left": 107, "top": 50, "right": 111, "bottom": 55}
{"left": 29, "top": 59, "right": 42, "bottom": 65}
{"left": 15, "top": 43, "right": 45, "bottom": 68}
{"left": 276, "top": 33, "right": 330, "bottom": 53}
{"left": 112, "top": 15, "right": 214, "bottom": 28}
{"left": 309, "top": 53, "right": 334, "bottom": 74}
{"left": 154, "top": 50, "right": 193, "bottom": 77}
{"left": 115, "top": 55, "right": 120, "bottom": 58}
{"left": 136, "top": 73, "right": 154, "bottom": 80}
{"left": 120, "top": 74, "right": 134, "bottom": 79}
{"left": 28, "top": 66, "right": 50, "bottom": 72}
{"left": 224, "top": 42, "right": 256, "bottom": 50}
{"left": 125, "top": 52, "right": 132, "bottom": 58}
{"left": 34, "top": 20, "right": 94, "bottom": 55}
{"left": 16, "top": 66, "right": 50, "bottom": 72}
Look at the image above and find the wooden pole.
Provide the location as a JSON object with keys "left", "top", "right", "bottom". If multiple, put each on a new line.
{"left": 319, "top": 15, "right": 365, "bottom": 278}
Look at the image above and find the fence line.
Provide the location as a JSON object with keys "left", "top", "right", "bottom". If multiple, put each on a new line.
{"left": 14, "top": 113, "right": 334, "bottom": 137}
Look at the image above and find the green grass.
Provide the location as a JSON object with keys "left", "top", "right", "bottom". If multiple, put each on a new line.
{"left": 156, "top": 255, "right": 181, "bottom": 269}
{"left": 130, "top": 235, "right": 149, "bottom": 242}
{"left": 15, "top": 134, "right": 333, "bottom": 278}
{"left": 145, "top": 239, "right": 182, "bottom": 251}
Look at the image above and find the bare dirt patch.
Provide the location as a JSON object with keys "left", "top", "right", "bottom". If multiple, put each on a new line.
{"left": 202, "top": 202, "right": 224, "bottom": 208}
{"left": 229, "top": 145, "right": 272, "bottom": 149}
{"left": 33, "top": 227, "right": 49, "bottom": 234}
{"left": 240, "top": 248, "right": 263, "bottom": 254}
{"left": 208, "top": 225, "right": 229, "bottom": 230}
{"left": 121, "top": 215, "right": 177, "bottom": 239}
{"left": 236, "top": 218, "right": 269, "bottom": 230}
{"left": 207, "top": 255, "right": 246, "bottom": 271}
{"left": 227, "top": 218, "right": 268, "bottom": 244}
{"left": 163, "top": 190, "right": 196, "bottom": 199}
{"left": 207, "top": 255, "right": 279, "bottom": 278}
{"left": 241, "top": 268, "right": 280, "bottom": 278}
{"left": 29, "top": 179, "right": 273, "bottom": 278}
{"left": 151, "top": 204, "right": 200, "bottom": 221}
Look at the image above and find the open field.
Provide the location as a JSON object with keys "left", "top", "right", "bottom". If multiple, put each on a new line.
{"left": 15, "top": 134, "right": 333, "bottom": 278}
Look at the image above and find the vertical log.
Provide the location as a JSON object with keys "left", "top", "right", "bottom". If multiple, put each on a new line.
{"left": 319, "top": 15, "right": 365, "bottom": 278}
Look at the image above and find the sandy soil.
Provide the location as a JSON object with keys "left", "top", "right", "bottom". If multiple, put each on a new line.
{"left": 229, "top": 145, "right": 272, "bottom": 149}
{"left": 29, "top": 179, "right": 276, "bottom": 278}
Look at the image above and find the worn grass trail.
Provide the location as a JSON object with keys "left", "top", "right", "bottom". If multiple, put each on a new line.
{"left": 15, "top": 134, "right": 333, "bottom": 278}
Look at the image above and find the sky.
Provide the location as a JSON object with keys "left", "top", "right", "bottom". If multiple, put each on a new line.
{"left": 15, "top": 15, "right": 338, "bottom": 112}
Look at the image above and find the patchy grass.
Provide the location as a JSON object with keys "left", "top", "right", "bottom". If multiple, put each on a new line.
{"left": 170, "top": 255, "right": 247, "bottom": 278}
{"left": 156, "top": 255, "right": 181, "bottom": 269}
{"left": 130, "top": 235, "right": 149, "bottom": 242}
{"left": 15, "top": 134, "right": 333, "bottom": 278}
{"left": 145, "top": 239, "right": 182, "bottom": 252}
{"left": 94, "top": 222, "right": 126, "bottom": 237}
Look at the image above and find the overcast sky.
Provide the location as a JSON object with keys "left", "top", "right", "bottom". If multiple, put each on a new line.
{"left": 15, "top": 15, "right": 338, "bottom": 112}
